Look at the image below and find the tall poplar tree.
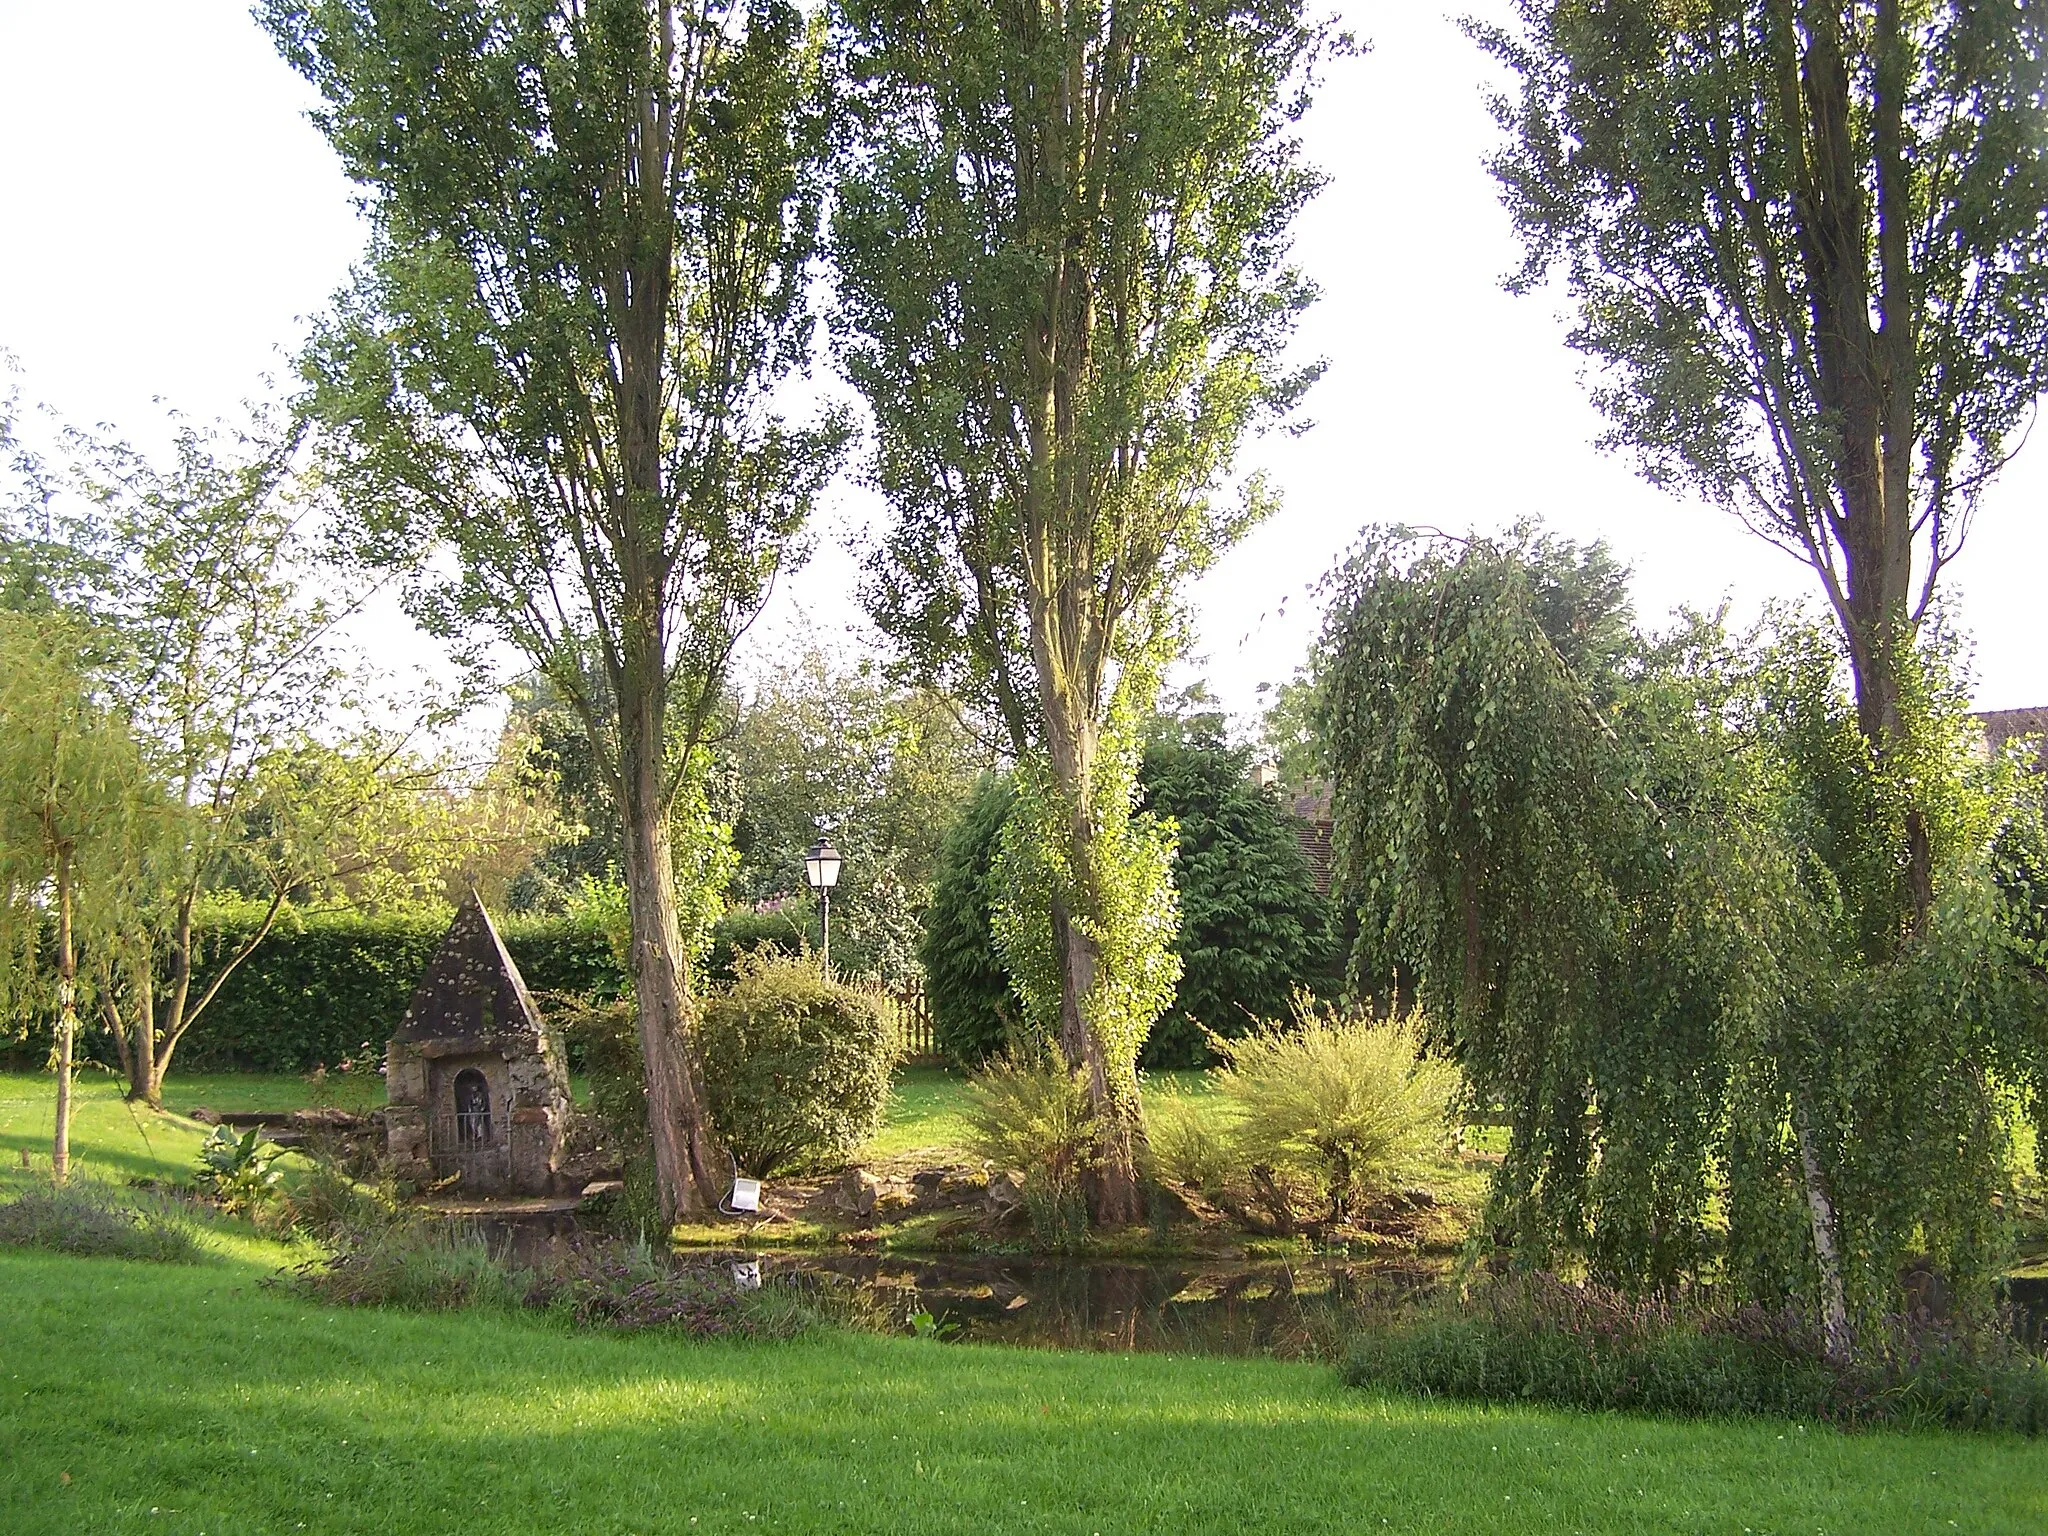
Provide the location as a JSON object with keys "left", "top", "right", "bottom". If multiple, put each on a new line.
{"left": 265, "top": 0, "right": 842, "bottom": 1217}
{"left": 834, "top": 0, "right": 1329, "bottom": 1219}
{"left": 1477, "top": 2, "right": 2048, "bottom": 919}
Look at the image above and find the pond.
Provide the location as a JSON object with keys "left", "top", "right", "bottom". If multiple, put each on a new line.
{"left": 465, "top": 1206, "right": 2048, "bottom": 1359}
{"left": 748, "top": 1250, "right": 1449, "bottom": 1356}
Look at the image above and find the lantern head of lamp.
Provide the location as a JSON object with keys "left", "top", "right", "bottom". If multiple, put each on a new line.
{"left": 803, "top": 838, "right": 842, "bottom": 892}
{"left": 803, "top": 836, "right": 842, "bottom": 972}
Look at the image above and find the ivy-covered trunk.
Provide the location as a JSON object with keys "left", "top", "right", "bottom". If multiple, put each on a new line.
{"left": 1040, "top": 707, "right": 1145, "bottom": 1225}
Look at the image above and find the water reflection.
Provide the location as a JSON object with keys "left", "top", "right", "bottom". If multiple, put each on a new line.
{"left": 755, "top": 1251, "right": 1447, "bottom": 1357}
{"left": 462, "top": 1206, "right": 2048, "bottom": 1360}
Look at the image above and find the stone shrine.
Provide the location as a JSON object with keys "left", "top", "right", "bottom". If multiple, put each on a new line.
{"left": 383, "top": 892, "right": 570, "bottom": 1195}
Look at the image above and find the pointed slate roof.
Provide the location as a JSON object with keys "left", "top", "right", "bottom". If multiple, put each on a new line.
{"left": 391, "top": 891, "right": 546, "bottom": 1047}
{"left": 1978, "top": 708, "right": 2048, "bottom": 774}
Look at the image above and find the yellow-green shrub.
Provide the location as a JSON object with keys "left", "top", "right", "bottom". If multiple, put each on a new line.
{"left": 1210, "top": 1004, "right": 1457, "bottom": 1222}
{"left": 962, "top": 1045, "right": 1098, "bottom": 1249}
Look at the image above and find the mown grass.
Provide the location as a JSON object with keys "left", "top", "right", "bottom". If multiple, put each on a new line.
{"left": 0, "top": 1064, "right": 1201, "bottom": 1181}
{"left": 863, "top": 1065, "right": 1214, "bottom": 1162}
{"left": 3, "top": 1243, "right": 2045, "bottom": 1535}
{"left": 0, "top": 1071, "right": 221, "bottom": 1186}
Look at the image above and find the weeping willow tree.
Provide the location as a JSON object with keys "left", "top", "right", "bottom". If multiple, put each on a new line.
{"left": 1315, "top": 526, "right": 2048, "bottom": 1360}
{"left": 833, "top": 0, "right": 1331, "bottom": 1219}
{"left": 0, "top": 612, "right": 157, "bottom": 1181}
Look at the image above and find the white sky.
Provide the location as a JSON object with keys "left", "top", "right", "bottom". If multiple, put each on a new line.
{"left": 2, "top": 0, "right": 2040, "bottom": 734}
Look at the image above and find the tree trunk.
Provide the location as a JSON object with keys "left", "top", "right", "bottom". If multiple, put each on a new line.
{"left": 52, "top": 849, "right": 76, "bottom": 1184}
{"left": 126, "top": 960, "right": 162, "bottom": 1108}
{"left": 1049, "top": 895, "right": 1143, "bottom": 1224}
{"left": 1791, "top": 12, "right": 1932, "bottom": 929}
{"left": 132, "top": 899, "right": 199, "bottom": 1109}
{"left": 616, "top": 687, "right": 728, "bottom": 1223}
{"left": 1792, "top": 1097, "right": 1853, "bottom": 1365}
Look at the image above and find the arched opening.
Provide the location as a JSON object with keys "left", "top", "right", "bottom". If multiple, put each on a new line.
{"left": 453, "top": 1068, "right": 492, "bottom": 1146}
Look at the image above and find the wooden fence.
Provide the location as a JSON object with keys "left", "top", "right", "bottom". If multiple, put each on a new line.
{"left": 853, "top": 975, "right": 937, "bottom": 1062}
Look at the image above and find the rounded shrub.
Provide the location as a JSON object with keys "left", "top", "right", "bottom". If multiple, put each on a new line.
{"left": 697, "top": 953, "right": 895, "bottom": 1177}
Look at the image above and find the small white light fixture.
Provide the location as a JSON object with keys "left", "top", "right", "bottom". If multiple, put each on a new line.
{"left": 730, "top": 1260, "right": 762, "bottom": 1291}
{"left": 729, "top": 1175, "right": 762, "bottom": 1213}
{"left": 803, "top": 836, "right": 842, "bottom": 892}
{"left": 803, "top": 836, "right": 843, "bottom": 971}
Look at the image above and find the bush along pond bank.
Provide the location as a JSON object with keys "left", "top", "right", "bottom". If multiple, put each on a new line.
{"left": 1343, "top": 1272, "right": 2048, "bottom": 1435}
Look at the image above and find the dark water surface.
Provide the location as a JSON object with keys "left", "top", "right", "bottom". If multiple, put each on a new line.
{"left": 752, "top": 1250, "right": 1449, "bottom": 1355}
{"left": 470, "top": 1207, "right": 2048, "bottom": 1358}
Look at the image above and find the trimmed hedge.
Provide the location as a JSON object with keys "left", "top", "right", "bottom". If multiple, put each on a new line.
{"left": 703, "top": 907, "right": 814, "bottom": 986}
{"left": 142, "top": 910, "right": 624, "bottom": 1073}
{"left": 18, "top": 903, "right": 877, "bottom": 1077}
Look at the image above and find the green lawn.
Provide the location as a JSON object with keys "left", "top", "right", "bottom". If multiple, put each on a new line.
{"left": 0, "top": 1071, "right": 220, "bottom": 1185}
{"left": 1, "top": 1241, "right": 2042, "bottom": 1535}
{"left": 0, "top": 1065, "right": 1208, "bottom": 1182}
{"left": 864, "top": 1066, "right": 1212, "bottom": 1162}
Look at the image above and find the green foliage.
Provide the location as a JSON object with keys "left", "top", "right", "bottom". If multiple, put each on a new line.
{"left": 1312, "top": 524, "right": 2048, "bottom": 1345}
{"left": 555, "top": 997, "right": 665, "bottom": 1237}
{"left": 1475, "top": 2, "right": 2048, "bottom": 758}
{"left": 82, "top": 907, "right": 622, "bottom": 1074}
{"left": 1344, "top": 1276, "right": 2048, "bottom": 1436}
{"left": 267, "top": 0, "right": 845, "bottom": 716}
{"left": 696, "top": 954, "right": 895, "bottom": 1178}
{"left": 265, "top": 0, "right": 849, "bottom": 1216}
{"left": 961, "top": 1047, "right": 1099, "bottom": 1251}
{"left": 294, "top": 1220, "right": 530, "bottom": 1314}
{"left": 1142, "top": 1088, "right": 1236, "bottom": 1197}
{"left": 834, "top": 0, "right": 1330, "bottom": 738}
{"left": 835, "top": 0, "right": 1332, "bottom": 1205}
{"left": 992, "top": 732, "right": 1181, "bottom": 1120}
{"left": 923, "top": 736, "right": 1339, "bottom": 1070}
{"left": 703, "top": 907, "right": 814, "bottom": 986}
{"left": 716, "top": 647, "right": 989, "bottom": 983}
{"left": 271, "top": 1152, "right": 404, "bottom": 1242}
{"left": 1208, "top": 1006, "right": 1458, "bottom": 1223}
{"left": 1, "top": 399, "right": 544, "bottom": 1103}
{"left": 0, "top": 1180, "right": 202, "bottom": 1265}
{"left": 919, "top": 773, "right": 1022, "bottom": 1066}
{"left": 1137, "top": 727, "right": 1339, "bottom": 1066}
{"left": 194, "top": 1125, "right": 285, "bottom": 1217}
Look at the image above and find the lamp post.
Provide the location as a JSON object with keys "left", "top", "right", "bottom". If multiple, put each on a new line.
{"left": 803, "top": 836, "right": 842, "bottom": 973}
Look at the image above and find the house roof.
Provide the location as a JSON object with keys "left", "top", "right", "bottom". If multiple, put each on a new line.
{"left": 1976, "top": 708, "right": 2048, "bottom": 773}
{"left": 1296, "top": 819, "right": 1336, "bottom": 897}
{"left": 390, "top": 891, "right": 547, "bottom": 1046}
